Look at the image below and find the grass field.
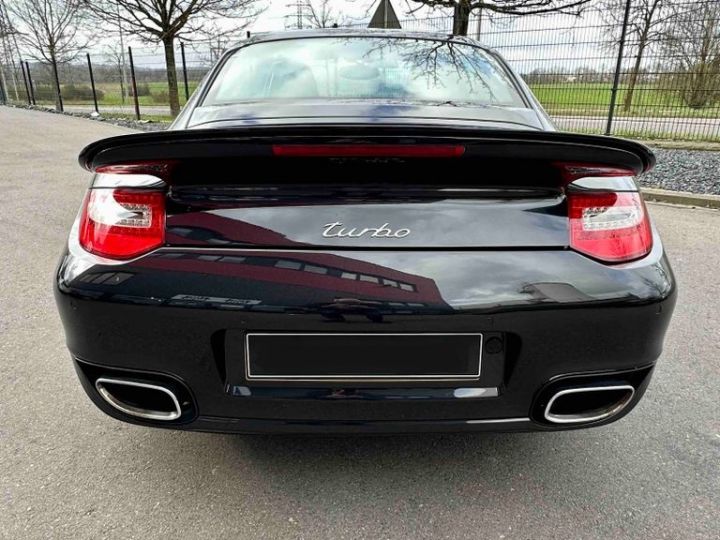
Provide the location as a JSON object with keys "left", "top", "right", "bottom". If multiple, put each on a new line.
{"left": 92, "top": 81, "right": 201, "bottom": 106}
{"left": 530, "top": 83, "right": 720, "bottom": 119}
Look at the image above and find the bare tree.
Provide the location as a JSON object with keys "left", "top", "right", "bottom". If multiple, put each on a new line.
{"left": 600, "top": 0, "right": 673, "bottom": 112}
{"left": 185, "top": 34, "right": 232, "bottom": 67}
{"left": 406, "top": 0, "right": 593, "bottom": 36}
{"left": 664, "top": 1, "right": 720, "bottom": 108}
{"left": 83, "top": 0, "right": 262, "bottom": 116}
{"left": 102, "top": 45, "right": 128, "bottom": 102}
{"left": 303, "top": 0, "right": 347, "bottom": 28}
{"left": 7, "top": 0, "right": 86, "bottom": 110}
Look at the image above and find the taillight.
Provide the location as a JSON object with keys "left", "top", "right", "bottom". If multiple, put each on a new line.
{"left": 568, "top": 191, "right": 652, "bottom": 263}
{"left": 79, "top": 189, "right": 165, "bottom": 259}
{"left": 272, "top": 144, "right": 465, "bottom": 158}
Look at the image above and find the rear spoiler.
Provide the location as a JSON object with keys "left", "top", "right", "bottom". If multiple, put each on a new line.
{"left": 79, "top": 125, "right": 655, "bottom": 175}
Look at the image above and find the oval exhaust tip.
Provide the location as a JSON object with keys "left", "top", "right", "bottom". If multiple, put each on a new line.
{"left": 95, "top": 377, "right": 182, "bottom": 421}
{"left": 544, "top": 385, "right": 635, "bottom": 424}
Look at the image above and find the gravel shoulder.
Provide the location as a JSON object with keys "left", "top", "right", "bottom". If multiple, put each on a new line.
{"left": 640, "top": 148, "right": 720, "bottom": 195}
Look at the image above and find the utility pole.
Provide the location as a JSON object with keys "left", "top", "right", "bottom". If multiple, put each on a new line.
{"left": 0, "top": 0, "right": 19, "bottom": 100}
{"left": 117, "top": 3, "right": 129, "bottom": 102}
{"left": 285, "top": 1, "right": 309, "bottom": 29}
{"left": 2, "top": 0, "right": 25, "bottom": 77}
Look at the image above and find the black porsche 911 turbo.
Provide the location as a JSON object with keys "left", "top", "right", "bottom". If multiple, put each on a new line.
{"left": 54, "top": 29, "right": 676, "bottom": 434}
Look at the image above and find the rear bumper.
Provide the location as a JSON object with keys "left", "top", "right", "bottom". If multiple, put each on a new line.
{"left": 55, "top": 244, "right": 676, "bottom": 433}
{"left": 71, "top": 357, "right": 655, "bottom": 434}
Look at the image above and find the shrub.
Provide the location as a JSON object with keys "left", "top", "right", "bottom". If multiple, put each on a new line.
{"left": 61, "top": 84, "right": 105, "bottom": 101}
{"left": 32, "top": 84, "right": 56, "bottom": 101}
{"left": 151, "top": 89, "right": 169, "bottom": 104}
{"left": 128, "top": 82, "right": 151, "bottom": 97}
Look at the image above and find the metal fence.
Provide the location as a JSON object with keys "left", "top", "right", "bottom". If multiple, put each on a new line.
{"left": 1, "top": 0, "right": 719, "bottom": 141}
{"left": 388, "top": 0, "right": 720, "bottom": 141}
{"left": 0, "top": 39, "right": 221, "bottom": 119}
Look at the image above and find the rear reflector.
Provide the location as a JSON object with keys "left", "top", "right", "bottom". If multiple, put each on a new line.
{"left": 556, "top": 162, "right": 635, "bottom": 184}
{"left": 568, "top": 192, "right": 652, "bottom": 263}
{"left": 79, "top": 189, "right": 165, "bottom": 259}
{"left": 272, "top": 144, "right": 465, "bottom": 158}
{"left": 95, "top": 161, "right": 176, "bottom": 179}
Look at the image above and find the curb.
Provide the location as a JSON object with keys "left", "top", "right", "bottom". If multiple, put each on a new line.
{"left": 2, "top": 103, "right": 168, "bottom": 132}
{"left": 639, "top": 140, "right": 720, "bottom": 152}
{"left": 642, "top": 187, "right": 720, "bottom": 209}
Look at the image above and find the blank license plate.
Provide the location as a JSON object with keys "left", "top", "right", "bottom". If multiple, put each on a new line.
{"left": 245, "top": 333, "right": 483, "bottom": 381}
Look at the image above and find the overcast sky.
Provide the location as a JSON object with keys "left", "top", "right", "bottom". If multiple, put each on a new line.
{"left": 208, "top": 0, "right": 616, "bottom": 73}
{"left": 226, "top": 0, "right": 614, "bottom": 73}
{"left": 248, "top": 0, "right": 438, "bottom": 32}
{"left": 253, "top": 0, "right": 371, "bottom": 31}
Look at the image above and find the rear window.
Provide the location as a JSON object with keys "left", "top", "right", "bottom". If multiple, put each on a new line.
{"left": 203, "top": 36, "right": 525, "bottom": 107}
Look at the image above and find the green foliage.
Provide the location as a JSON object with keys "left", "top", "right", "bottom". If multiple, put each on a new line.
{"left": 150, "top": 89, "right": 169, "bottom": 104}
{"left": 129, "top": 82, "right": 151, "bottom": 97}
{"left": 62, "top": 84, "right": 105, "bottom": 101}
{"left": 31, "top": 85, "right": 56, "bottom": 101}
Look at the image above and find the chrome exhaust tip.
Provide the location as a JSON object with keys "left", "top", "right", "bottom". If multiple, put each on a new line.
{"left": 543, "top": 385, "right": 635, "bottom": 424}
{"left": 95, "top": 377, "right": 182, "bottom": 421}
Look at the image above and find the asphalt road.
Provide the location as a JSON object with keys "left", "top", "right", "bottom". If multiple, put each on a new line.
{"left": 1, "top": 106, "right": 718, "bottom": 540}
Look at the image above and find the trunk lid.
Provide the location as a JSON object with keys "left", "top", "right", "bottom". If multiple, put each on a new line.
{"left": 80, "top": 126, "right": 654, "bottom": 250}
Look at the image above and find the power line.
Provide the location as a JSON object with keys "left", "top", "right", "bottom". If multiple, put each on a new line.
{"left": 285, "top": 1, "right": 312, "bottom": 29}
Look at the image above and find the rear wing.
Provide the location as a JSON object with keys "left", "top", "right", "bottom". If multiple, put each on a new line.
{"left": 79, "top": 126, "right": 655, "bottom": 175}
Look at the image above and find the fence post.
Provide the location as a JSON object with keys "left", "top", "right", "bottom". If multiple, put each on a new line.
{"left": 24, "top": 61, "right": 36, "bottom": 105}
{"left": 127, "top": 46, "right": 140, "bottom": 120}
{"left": 605, "top": 0, "right": 632, "bottom": 136}
{"left": 19, "top": 61, "right": 31, "bottom": 104}
{"left": 0, "top": 70, "right": 6, "bottom": 104}
{"left": 86, "top": 53, "right": 99, "bottom": 114}
{"left": 180, "top": 41, "right": 189, "bottom": 102}
{"left": 50, "top": 56, "right": 64, "bottom": 112}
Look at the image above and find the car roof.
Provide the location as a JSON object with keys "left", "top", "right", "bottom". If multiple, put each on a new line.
{"left": 230, "top": 27, "right": 494, "bottom": 53}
